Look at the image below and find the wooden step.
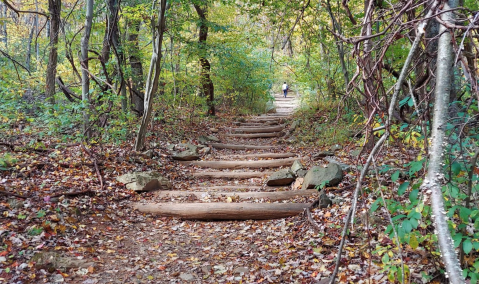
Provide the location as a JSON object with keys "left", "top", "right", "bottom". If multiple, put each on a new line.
{"left": 192, "top": 171, "right": 274, "bottom": 179}
{"left": 231, "top": 124, "right": 285, "bottom": 133}
{"left": 133, "top": 202, "right": 312, "bottom": 220}
{"left": 217, "top": 153, "right": 296, "bottom": 159}
{"left": 181, "top": 157, "right": 297, "bottom": 169}
{"left": 210, "top": 143, "right": 278, "bottom": 150}
{"left": 155, "top": 190, "right": 317, "bottom": 201}
{"left": 225, "top": 132, "right": 283, "bottom": 139}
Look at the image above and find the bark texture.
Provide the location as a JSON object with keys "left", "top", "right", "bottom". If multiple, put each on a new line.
{"left": 45, "top": 0, "right": 61, "bottom": 103}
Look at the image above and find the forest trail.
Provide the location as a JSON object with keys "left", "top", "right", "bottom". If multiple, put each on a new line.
{"left": 78, "top": 94, "right": 339, "bottom": 283}
{"left": 134, "top": 93, "right": 311, "bottom": 220}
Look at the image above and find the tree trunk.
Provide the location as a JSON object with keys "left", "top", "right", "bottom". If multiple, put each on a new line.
{"left": 128, "top": 19, "right": 145, "bottom": 116}
{"left": 26, "top": 20, "right": 34, "bottom": 70}
{"left": 45, "top": 0, "right": 61, "bottom": 103}
{"left": 81, "top": 0, "right": 93, "bottom": 136}
{"left": 420, "top": 0, "right": 465, "bottom": 282}
{"left": 132, "top": 202, "right": 312, "bottom": 220}
{"left": 194, "top": 4, "right": 215, "bottom": 116}
{"left": 134, "top": 0, "right": 168, "bottom": 151}
{"left": 324, "top": 0, "right": 349, "bottom": 91}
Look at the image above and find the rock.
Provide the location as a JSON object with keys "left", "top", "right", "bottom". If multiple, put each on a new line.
{"left": 210, "top": 128, "right": 219, "bottom": 133}
{"left": 51, "top": 274, "right": 64, "bottom": 283}
{"left": 313, "top": 151, "right": 335, "bottom": 159}
{"left": 199, "top": 135, "right": 220, "bottom": 144}
{"left": 142, "top": 150, "right": 155, "bottom": 158}
{"left": 324, "top": 157, "right": 351, "bottom": 171}
{"left": 207, "top": 135, "right": 220, "bottom": 142}
{"left": 296, "top": 169, "right": 308, "bottom": 178}
{"left": 319, "top": 193, "right": 332, "bottom": 208}
{"left": 290, "top": 160, "right": 305, "bottom": 175}
{"left": 233, "top": 267, "right": 249, "bottom": 275}
{"left": 290, "top": 119, "right": 301, "bottom": 131}
{"left": 199, "top": 147, "right": 211, "bottom": 155}
{"left": 116, "top": 171, "right": 172, "bottom": 192}
{"left": 350, "top": 149, "right": 361, "bottom": 157}
{"left": 172, "top": 149, "right": 200, "bottom": 161}
{"left": 267, "top": 169, "right": 295, "bottom": 186}
{"left": 330, "top": 144, "right": 342, "bottom": 151}
{"left": 302, "top": 164, "right": 343, "bottom": 190}
{"left": 179, "top": 272, "right": 195, "bottom": 281}
{"left": 32, "top": 252, "right": 95, "bottom": 272}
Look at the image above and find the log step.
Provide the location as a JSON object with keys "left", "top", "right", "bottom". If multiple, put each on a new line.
{"left": 181, "top": 157, "right": 298, "bottom": 169}
{"left": 192, "top": 171, "right": 274, "bottom": 179}
{"left": 190, "top": 185, "right": 263, "bottom": 190}
{"left": 225, "top": 132, "right": 282, "bottom": 139}
{"left": 155, "top": 190, "right": 318, "bottom": 201}
{"left": 231, "top": 125, "right": 285, "bottom": 133}
{"left": 217, "top": 153, "right": 296, "bottom": 159}
{"left": 133, "top": 202, "right": 312, "bottom": 220}
{"left": 210, "top": 143, "right": 278, "bottom": 150}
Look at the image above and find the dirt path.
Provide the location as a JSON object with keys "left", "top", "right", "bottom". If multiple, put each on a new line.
{"left": 72, "top": 95, "right": 348, "bottom": 283}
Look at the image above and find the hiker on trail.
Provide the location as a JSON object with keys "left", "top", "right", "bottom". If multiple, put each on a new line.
{"left": 282, "top": 82, "right": 289, "bottom": 98}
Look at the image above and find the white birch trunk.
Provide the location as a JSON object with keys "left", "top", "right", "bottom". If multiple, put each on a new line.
{"left": 420, "top": 0, "right": 465, "bottom": 282}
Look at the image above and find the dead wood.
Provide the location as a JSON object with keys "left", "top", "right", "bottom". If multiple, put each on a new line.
{"left": 217, "top": 153, "right": 296, "bottom": 159}
{"left": 155, "top": 189, "right": 317, "bottom": 201}
{"left": 132, "top": 202, "right": 312, "bottom": 220}
{"left": 50, "top": 189, "right": 94, "bottom": 198}
{"left": 0, "top": 190, "right": 30, "bottom": 199}
{"left": 192, "top": 171, "right": 274, "bottom": 179}
{"left": 225, "top": 132, "right": 283, "bottom": 138}
{"left": 231, "top": 125, "right": 285, "bottom": 133}
{"left": 190, "top": 185, "right": 263, "bottom": 190}
{"left": 80, "top": 145, "right": 103, "bottom": 190}
{"left": 210, "top": 143, "right": 278, "bottom": 150}
{"left": 181, "top": 157, "right": 297, "bottom": 169}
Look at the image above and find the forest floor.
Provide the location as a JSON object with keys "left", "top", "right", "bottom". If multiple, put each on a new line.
{"left": 1, "top": 95, "right": 439, "bottom": 284}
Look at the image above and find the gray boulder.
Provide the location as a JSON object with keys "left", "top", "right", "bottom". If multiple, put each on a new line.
{"left": 290, "top": 160, "right": 305, "bottom": 175}
{"left": 296, "top": 169, "right": 308, "bottom": 178}
{"left": 116, "top": 171, "right": 172, "bottom": 192}
{"left": 302, "top": 163, "right": 343, "bottom": 190}
{"left": 267, "top": 169, "right": 295, "bottom": 186}
{"left": 173, "top": 150, "right": 200, "bottom": 161}
{"left": 330, "top": 144, "right": 343, "bottom": 151}
{"left": 199, "top": 135, "right": 220, "bottom": 144}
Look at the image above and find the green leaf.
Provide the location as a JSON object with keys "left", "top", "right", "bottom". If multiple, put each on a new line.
{"left": 473, "top": 241, "right": 479, "bottom": 251}
{"left": 460, "top": 207, "right": 472, "bottom": 222}
{"left": 464, "top": 239, "right": 473, "bottom": 254}
{"left": 402, "top": 220, "right": 412, "bottom": 233}
{"left": 408, "top": 160, "right": 424, "bottom": 176}
{"left": 370, "top": 198, "right": 383, "bottom": 212}
{"left": 409, "top": 189, "right": 419, "bottom": 202}
{"left": 398, "top": 182, "right": 409, "bottom": 196}
{"left": 409, "top": 218, "right": 418, "bottom": 229}
{"left": 451, "top": 162, "right": 462, "bottom": 176}
{"left": 382, "top": 253, "right": 390, "bottom": 264}
{"left": 409, "top": 234, "right": 419, "bottom": 249}
{"left": 36, "top": 210, "right": 46, "bottom": 218}
{"left": 391, "top": 171, "right": 400, "bottom": 182}
{"left": 453, "top": 233, "right": 463, "bottom": 248}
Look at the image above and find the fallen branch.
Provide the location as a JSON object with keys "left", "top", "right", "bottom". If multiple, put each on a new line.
{"left": 50, "top": 189, "right": 94, "bottom": 198}
{"left": 80, "top": 145, "right": 104, "bottom": 190}
{"left": 0, "top": 190, "right": 29, "bottom": 199}
{"left": 217, "top": 153, "right": 296, "bottom": 159}
{"left": 305, "top": 207, "right": 322, "bottom": 232}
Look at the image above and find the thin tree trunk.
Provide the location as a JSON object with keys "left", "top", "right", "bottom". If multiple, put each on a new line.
{"left": 128, "top": 19, "right": 144, "bottom": 116}
{"left": 324, "top": 0, "right": 349, "bottom": 91}
{"left": 81, "top": 0, "right": 93, "bottom": 136}
{"left": 45, "top": 0, "right": 61, "bottom": 103}
{"left": 26, "top": 19, "right": 34, "bottom": 70}
{"left": 194, "top": 4, "right": 215, "bottom": 116}
{"left": 134, "top": 0, "right": 168, "bottom": 151}
{"left": 420, "top": 0, "right": 464, "bottom": 282}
